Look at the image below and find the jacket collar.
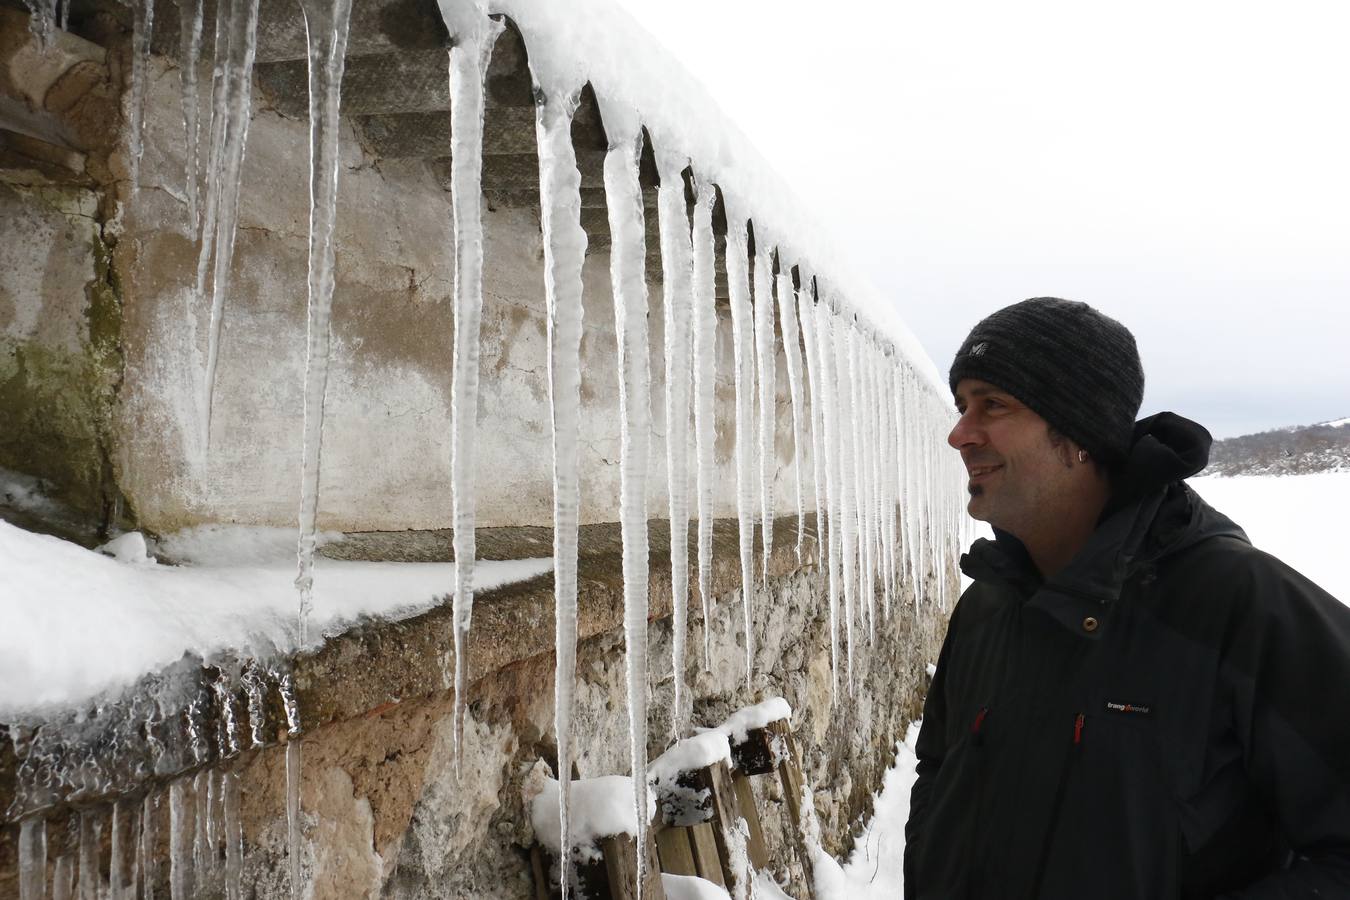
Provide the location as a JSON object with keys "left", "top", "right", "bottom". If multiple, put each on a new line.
{"left": 959, "top": 412, "right": 1248, "bottom": 638}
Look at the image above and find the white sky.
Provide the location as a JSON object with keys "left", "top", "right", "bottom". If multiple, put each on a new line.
{"left": 610, "top": 0, "right": 1350, "bottom": 439}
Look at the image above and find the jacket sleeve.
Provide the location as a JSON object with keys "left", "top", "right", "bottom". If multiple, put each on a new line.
{"left": 904, "top": 600, "right": 960, "bottom": 900}
{"left": 1220, "top": 551, "right": 1350, "bottom": 898}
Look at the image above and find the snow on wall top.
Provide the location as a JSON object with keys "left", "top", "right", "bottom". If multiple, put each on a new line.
{"left": 0, "top": 520, "right": 551, "bottom": 718}
{"left": 494, "top": 0, "right": 945, "bottom": 394}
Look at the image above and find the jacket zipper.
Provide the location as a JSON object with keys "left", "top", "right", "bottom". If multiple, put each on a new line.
{"left": 1027, "top": 712, "right": 1086, "bottom": 898}
{"left": 961, "top": 706, "right": 992, "bottom": 896}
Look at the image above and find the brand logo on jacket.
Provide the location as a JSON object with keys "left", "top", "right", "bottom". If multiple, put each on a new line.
{"left": 1104, "top": 700, "right": 1152, "bottom": 716}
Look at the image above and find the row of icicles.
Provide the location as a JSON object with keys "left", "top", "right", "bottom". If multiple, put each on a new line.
{"left": 16, "top": 1, "right": 973, "bottom": 898}
{"left": 12, "top": 664, "right": 301, "bottom": 900}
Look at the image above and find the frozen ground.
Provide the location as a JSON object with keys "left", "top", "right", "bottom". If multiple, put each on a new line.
{"left": 0, "top": 520, "right": 552, "bottom": 717}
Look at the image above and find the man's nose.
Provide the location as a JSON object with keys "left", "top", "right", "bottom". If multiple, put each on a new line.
{"left": 948, "top": 411, "right": 983, "bottom": 450}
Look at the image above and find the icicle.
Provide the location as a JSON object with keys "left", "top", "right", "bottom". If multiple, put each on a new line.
{"left": 242, "top": 664, "right": 266, "bottom": 748}
{"left": 170, "top": 782, "right": 191, "bottom": 900}
{"left": 213, "top": 672, "right": 240, "bottom": 758}
{"left": 126, "top": 805, "right": 143, "bottom": 900}
{"left": 435, "top": 1, "right": 503, "bottom": 778}
{"left": 847, "top": 327, "right": 874, "bottom": 646}
{"left": 864, "top": 343, "right": 881, "bottom": 640}
{"left": 192, "top": 771, "right": 210, "bottom": 893}
{"left": 78, "top": 811, "right": 99, "bottom": 900}
{"left": 904, "top": 367, "right": 922, "bottom": 611}
{"left": 776, "top": 268, "right": 806, "bottom": 560}
{"left": 278, "top": 671, "right": 302, "bottom": 898}
{"left": 179, "top": 0, "right": 205, "bottom": 230}
{"left": 198, "top": 0, "right": 261, "bottom": 445}
{"left": 284, "top": 0, "right": 353, "bottom": 872}
{"left": 832, "top": 312, "right": 858, "bottom": 693}
{"left": 53, "top": 854, "right": 75, "bottom": 900}
{"left": 752, "top": 246, "right": 776, "bottom": 579}
{"left": 883, "top": 359, "right": 900, "bottom": 617}
{"left": 57, "top": 0, "right": 67, "bottom": 35}
{"left": 286, "top": 741, "right": 302, "bottom": 898}
{"left": 111, "top": 801, "right": 126, "bottom": 899}
{"left": 142, "top": 792, "right": 159, "bottom": 900}
{"left": 223, "top": 773, "right": 243, "bottom": 900}
{"left": 532, "top": 74, "right": 587, "bottom": 900}
{"left": 599, "top": 97, "right": 653, "bottom": 900}
{"left": 689, "top": 178, "right": 718, "bottom": 673}
{"left": 724, "top": 210, "right": 756, "bottom": 684}
{"left": 656, "top": 147, "right": 693, "bottom": 738}
{"left": 23, "top": 0, "right": 56, "bottom": 48}
{"left": 18, "top": 818, "right": 46, "bottom": 900}
{"left": 797, "top": 284, "right": 827, "bottom": 563}
{"left": 194, "top": 0, "right": 231, "bottom": 294}
{"left": 128, "top": 0, "right": 155, "bottom": 193}
{"left": 294, "top": 0, "right": 354, "bottom": 662}
{"left": 812, "top": 299, "right": 842, "bottom": 696}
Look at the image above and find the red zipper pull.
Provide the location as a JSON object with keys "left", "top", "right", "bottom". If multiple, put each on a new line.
{"left": 1073, "top": 712, "right": 1085, "bottom": 745}
{"left": 972, "top": 706, "right": 989, "bottom": 736}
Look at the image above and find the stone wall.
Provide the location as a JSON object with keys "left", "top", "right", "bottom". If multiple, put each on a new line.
{"left": 0, "top": 519, "right": 948, "bottom": 898}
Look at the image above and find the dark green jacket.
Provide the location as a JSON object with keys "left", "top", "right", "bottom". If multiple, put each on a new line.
{"left": 904, "top": 413, "right": 1350, "bottom": 899}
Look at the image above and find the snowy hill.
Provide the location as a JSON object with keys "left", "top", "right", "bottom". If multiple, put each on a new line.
{"left": 1202, "top": 418, "right": 1350, "bottom": 477}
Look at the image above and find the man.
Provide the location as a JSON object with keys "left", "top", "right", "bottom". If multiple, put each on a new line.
{"left": 903, "top": 297, "right": 1350, "bottom": 899}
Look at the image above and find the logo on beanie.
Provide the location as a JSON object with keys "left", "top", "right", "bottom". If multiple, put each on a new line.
{"left": 970, "top": 341, "right": 988, "bottom": 357}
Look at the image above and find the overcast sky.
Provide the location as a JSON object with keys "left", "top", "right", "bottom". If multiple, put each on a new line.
{"left": 610, "top": 0, "right": 1350, "bottom": 439}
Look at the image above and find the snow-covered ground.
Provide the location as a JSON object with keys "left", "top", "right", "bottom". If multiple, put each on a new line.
{"left": 1190, "top": 471, "right": 1348, "bottom": 602}
{"left": 811, "top": 722, "right": 920, "bottom": 899}
{"left": 0, "top": 520, "right": 552, "bottom": 717}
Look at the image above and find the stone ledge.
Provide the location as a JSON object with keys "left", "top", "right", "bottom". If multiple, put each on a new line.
{"left": 0, "top": 514, "right": 820, "bottom": 824}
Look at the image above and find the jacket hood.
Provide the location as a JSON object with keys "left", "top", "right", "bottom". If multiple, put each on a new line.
{"left": 961, "top": 412, "right": 1249, "bottom": 630}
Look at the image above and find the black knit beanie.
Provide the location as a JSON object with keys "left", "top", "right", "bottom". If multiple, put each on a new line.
{"left": 948, "top": 297, "right": 1145, "bottom": 462}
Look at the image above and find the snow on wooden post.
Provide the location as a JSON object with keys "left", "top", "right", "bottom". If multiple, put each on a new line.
{"left": 648, "top": 731, "right": 733, "bottom": 891}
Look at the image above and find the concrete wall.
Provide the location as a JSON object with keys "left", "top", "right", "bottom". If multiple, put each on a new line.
{"left": 0, "top": 13, "right": 808, "bottom": 535}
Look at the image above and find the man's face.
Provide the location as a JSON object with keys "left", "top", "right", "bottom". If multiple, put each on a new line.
{"left": 948, "top": 378, "right": 1079, "bottom": 536}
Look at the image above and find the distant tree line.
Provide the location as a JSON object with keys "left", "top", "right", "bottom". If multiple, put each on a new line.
{"left": 1203, "top": 420, "right": 1350, "bottom": 477}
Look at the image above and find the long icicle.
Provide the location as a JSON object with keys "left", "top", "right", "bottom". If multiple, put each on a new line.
{"left": 832, "top": 311, "right": 858, "bottom": 693}
{"left": 797, "top": 282, "right": 827, "bottom": 565}
{"left": 752, "top": 245, "right": 776, "bottom": 580}
{"left": 813, "top": 296, "right": 842, "bottom": 696}
{"left": 140, "top": 792, "right": 158, "bottom": 900}
{"left": 195, "top": 0, "right": 232, "bottom": 295}
{"left": 776, "top": 266, "right": 806, "bottom": 561}
{"left": 178, "top": 0, "right": 205, "bottom": 228}
{"left": 128, "top": 0, "right": 155, "bottom": 194}
{"left": 690, "top": 178, "right": 718, "bottom": 672}
{"left": 199, "top": 0, "right": 261, "bottom": 447}
{"left": 289, "top": 1, "right": 352, "bottom": 895}
{"left": 600, "top": 98, "right": 653, "bottom": 900}
{"left": 656, "top": 148, "right": 694, "bottom": 738}
{"left": 18, "top": 818, "right": 45, "bottom": 900}
{"left": 436, "top": 1, "right": 503, "bottom": 776}
{"left": 534, "top": 79, "right": 587, "bottom": 900}
{"left": 848, "top": 326, "right": 873, "bottom": 646}
{"left": 725, "top": 210, "right": 757, "bottom": 686}
{"left": 110, "top": 801, "right": 126, "bottom": 899}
